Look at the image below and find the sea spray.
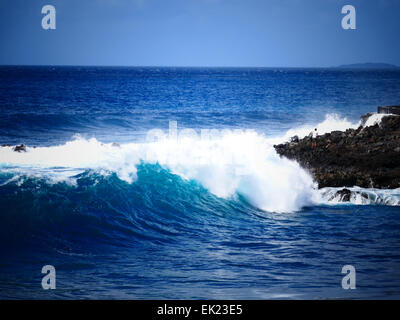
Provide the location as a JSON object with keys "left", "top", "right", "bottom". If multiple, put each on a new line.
{"left": 0, "top": 130, "right": 318, "bottom": 212}
{"left": 277, "top": 112, "right": 393, "bottom": 143}
{"left": 0, "top": 113, "right": 397, "bottom": 212}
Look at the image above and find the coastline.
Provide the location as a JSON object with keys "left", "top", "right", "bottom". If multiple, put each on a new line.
{"left": 274, "top": 112, "right": 400, "bottom": 189}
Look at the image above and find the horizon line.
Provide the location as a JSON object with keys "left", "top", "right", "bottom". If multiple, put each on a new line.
{"left": 0, "top": 63, "right": 398, "bottom": 69}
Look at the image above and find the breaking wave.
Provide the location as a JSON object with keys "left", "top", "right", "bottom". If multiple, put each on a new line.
{"left": 0, "top": 113, "right": 398, "bottom": 213}
{"left": 0, "top": 131, "right": 317, "bottom": 213}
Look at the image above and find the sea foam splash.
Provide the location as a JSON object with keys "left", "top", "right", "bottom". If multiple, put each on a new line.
{"left": 0, "top": 113, "right": 397, "bottom": 212}
{"left": 279, "top": 112, "right": 393, "bottom": 142}
{"left": 281, "top": 114, "right": 356, "bottom": 142}
{"left": 0, "top": 131, "right": 317, "bottom": 213}
{"left": 319, "top": 187, "right": 400, "bottom": 206}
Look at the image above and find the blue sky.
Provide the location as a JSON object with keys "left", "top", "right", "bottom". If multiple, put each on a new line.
{"left": 1, "top": 0, "right": 399, "bottom": 67}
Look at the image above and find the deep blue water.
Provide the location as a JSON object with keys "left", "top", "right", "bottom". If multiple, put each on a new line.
{"left": 0, "top": 66, "right": 400, "bottom": 299}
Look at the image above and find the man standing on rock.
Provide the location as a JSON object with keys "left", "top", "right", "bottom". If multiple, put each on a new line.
{"left": 312, "top": 128, "right": 318, "bottom": 148}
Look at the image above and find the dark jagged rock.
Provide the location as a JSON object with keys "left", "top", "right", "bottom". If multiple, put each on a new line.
{"left": 274, "top": 115, "right": 400, "bottom": 189}
{"left": 335, "top": 188, "right": 352, "bottom": 202}
{"left": 378, "top": 105, "right": 400, "bottom": 115}
{"left": 330, "top": 188, "right": 369, "bottom": 202}
{"left": 12, "top": 144, "right": 27, "bottom": 152}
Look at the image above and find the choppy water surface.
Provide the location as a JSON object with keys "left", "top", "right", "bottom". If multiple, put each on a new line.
{"left": 0, "top": 66, "right": 399, "bottom": 299}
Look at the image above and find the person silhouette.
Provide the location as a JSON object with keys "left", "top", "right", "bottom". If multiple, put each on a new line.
{"left": 312, "top": 128, "right": 318, "bottom": 147}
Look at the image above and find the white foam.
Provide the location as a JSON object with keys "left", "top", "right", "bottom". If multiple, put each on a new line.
{"left": 319, "top": 187, "right": 400, "bottom": 206}
{"left": 363, "top": 113, "right": 392, "bottom": 127}
{"left": 281, "top": 114, "right": 357, "bottom": 141}
{"left": 269, "top": 112, "right": 400, "bottom": 208}
{"left": 277, "top": 112, "right": 395, "bottom": 143}
{"left": 0, "top": 132, "right": 318, "bottom": 213}
{"left": 0, "top": 112, "right": 398, "bottom": 212}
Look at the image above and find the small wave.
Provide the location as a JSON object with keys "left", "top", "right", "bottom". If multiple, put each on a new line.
{"left": 319, "top": 187, "right": 400, "bottom": 206}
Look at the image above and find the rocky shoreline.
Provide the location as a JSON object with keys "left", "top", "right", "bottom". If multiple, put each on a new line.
{"left": 2, "top": 112, "right": 400, "bottom": 192}
{"left": 274, "top": 113, "right": 400, "bottom": 189}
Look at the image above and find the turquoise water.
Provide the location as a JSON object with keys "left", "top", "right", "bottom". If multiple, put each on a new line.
{"left": 0, "top": 66, "right": 399, "bottom": 299}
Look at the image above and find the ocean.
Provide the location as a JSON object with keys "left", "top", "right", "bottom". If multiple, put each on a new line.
{"left": 0, "top": 66, "right": 399, "bottom": 299}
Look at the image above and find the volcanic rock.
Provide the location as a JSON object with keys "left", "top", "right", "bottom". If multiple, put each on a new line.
{"left": 274, "top": 114, "right": 400, "bottom": 189}
{"left": 12, "top": 144, "right": 27, "bottom": 153}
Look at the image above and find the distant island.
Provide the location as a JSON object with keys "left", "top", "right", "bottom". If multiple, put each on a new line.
{"left": 334, "top": 63, "right": 399, "bottom": 69}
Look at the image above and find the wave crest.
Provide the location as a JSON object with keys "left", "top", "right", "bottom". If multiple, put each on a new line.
{"left": 0, "top": 131, "right": 318, "bottom": 213}
{"left": 1, "top": 113, "right": 398, "bottom": 213}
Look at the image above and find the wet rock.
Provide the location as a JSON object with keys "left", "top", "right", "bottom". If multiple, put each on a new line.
{"left": 331, "top": 188, "right": 369, "bottom": 202}
{"left": 274, "top": 114, "right": 400, "bottom": 189}
{"left": 335, "top": 188, "right": 352, "bottom": 201}
{"left": 13, "top": 144, "right": 27, "bottom": 153}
